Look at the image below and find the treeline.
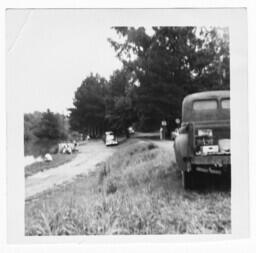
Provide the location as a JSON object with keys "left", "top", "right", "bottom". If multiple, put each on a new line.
{"left": 24, "top": 109, "right": 76, "bottom": 142}
{"left": 69, "top": 27, "right": 229, "bottom": 136}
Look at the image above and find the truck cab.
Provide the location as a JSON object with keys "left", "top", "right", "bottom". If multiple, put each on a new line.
{"left": 174, "top": 90, "right": 230, "bottom": 189}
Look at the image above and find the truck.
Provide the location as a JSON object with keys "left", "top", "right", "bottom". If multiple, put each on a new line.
{"left": 174, "top": 90, "right": 230, "bottom": 189}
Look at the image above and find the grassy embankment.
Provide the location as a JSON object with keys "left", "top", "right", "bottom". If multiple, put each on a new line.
{"left": 25, "top": 140, "right": 231, "bottom": 235}
{"left": 25, "top": 153, "right": 77, "bottom": 177}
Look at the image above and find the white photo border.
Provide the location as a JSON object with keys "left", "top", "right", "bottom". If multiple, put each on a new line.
{"left": 5, "top": 7, "right": 248, "bottom": 244}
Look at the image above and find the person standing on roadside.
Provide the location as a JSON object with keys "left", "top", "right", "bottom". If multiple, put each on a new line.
{"left": 160, "top": 127, "right": 163, "bottom": 140}
{"left": 161, "top": 119, "right": 167, "bottom": 140}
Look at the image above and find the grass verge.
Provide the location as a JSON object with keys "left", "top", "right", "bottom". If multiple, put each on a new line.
{"left": 25, "top": 141, "right": 230, "bottom": 235}
{"left": 25, "top": 153, "right": 77, "bottom": 178}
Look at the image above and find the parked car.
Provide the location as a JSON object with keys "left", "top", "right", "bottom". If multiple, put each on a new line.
{"left": 174, "top": 90, "right": 230, "bottom": 189}
{"left": 103, "top": 131, "right": 118, "bottom": 146}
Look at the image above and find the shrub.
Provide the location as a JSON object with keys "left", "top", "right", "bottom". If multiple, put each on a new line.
{"left": 147, "top": 143, "right": 157, "bottom": 150}
{"left": 105, "top": 179, "right": 118, "bottom": 195}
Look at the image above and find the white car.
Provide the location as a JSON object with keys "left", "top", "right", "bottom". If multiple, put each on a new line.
{"left": 104, "top": 131, "right": 118, "bottom": 146}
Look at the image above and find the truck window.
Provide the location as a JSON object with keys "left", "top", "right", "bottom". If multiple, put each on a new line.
{"left": 221, "top": 98, "right": 230, "bottom": 109}
{"left": 193, "top": 100, "right": 218, "bottom": 110}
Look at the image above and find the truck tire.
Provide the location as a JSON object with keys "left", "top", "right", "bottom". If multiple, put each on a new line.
{"left": 181, "top": 170, "right": 194, "bottom": 190}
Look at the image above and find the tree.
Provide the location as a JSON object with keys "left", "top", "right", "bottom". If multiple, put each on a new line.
{"left": 24, "top": 110, "right": 72, "bottom": 142}
{"left": 105, "top": 69, "right": 137, "bottom": 134}
{"left": 69, "top": 73, "right": 107, "bottom": 137}
{"left": 109, "top": 26, "right": 230, "bottom": 130}
{"left": 68, "top": 27, "right": 230, "bottom": 135}
{"left": 192, "top": 27, "right": 230, "bottom": 90}
{"left": 24, "top": 111, "right": 43, "bottom": 141}
{"left": 34, "top": 109, "right": 68, "bottom": 139}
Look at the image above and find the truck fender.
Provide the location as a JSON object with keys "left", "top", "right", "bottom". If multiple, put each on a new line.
{"left": 174, "top": 133, "right": 189, "bottom": 170}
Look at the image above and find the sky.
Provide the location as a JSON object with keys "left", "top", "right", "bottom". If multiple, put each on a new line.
{"left": 6, "top": 9, "right": 123, "bottom": 114}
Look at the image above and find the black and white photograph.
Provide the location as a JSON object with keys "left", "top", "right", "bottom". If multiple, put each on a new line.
{"left": 5, "top": 8, "right": 248, "bottom": 242}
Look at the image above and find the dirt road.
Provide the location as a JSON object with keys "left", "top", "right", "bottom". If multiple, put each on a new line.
{"left": 25, "top": 140, "right": 118, "bottom": 199}
{"left": 25, "top": 138, "right": 174, "bottom": 199}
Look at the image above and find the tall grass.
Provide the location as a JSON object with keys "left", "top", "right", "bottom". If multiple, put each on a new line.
{"left": 25, "top": 141, "right": 231, "bottom": 235}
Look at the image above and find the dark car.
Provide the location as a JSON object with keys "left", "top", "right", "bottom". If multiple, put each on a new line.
{"left": 174, "top": 90, "right": 230, "bottom": 189}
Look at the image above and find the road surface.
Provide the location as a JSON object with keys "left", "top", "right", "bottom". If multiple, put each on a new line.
{"left": 25, "top": 138, "right": 174, "bottom": 199}
{"left": 25, "top": 140, "right": 118, "bottom": 199}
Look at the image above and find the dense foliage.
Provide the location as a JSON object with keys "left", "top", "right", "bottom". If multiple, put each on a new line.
{"left": 69, "top": 74, "right": 107, "bottom": 137}
{"left": 69, "top": 27, "right": 230, "bottom": 134}
{"left": 24, "top": 109, "right": 70, "bottom": 141}
{"left": 24, "top": 111, "right": 43, "bottom": 141}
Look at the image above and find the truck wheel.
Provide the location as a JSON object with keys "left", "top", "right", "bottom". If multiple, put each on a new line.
{"left": 182, "top": 170, "right": 194, "bottom": 190}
